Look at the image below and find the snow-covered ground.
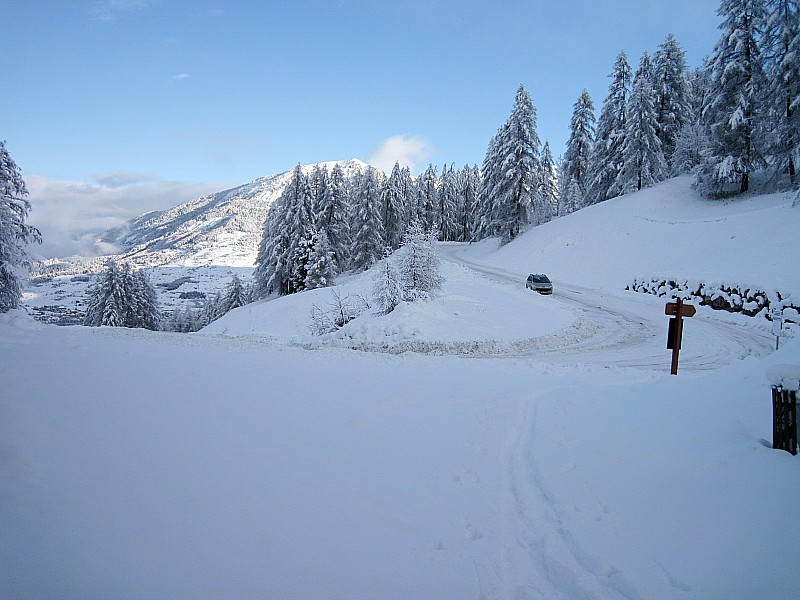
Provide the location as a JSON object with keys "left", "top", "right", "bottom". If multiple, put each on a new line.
{"left": 3, "top": 178, "right": 799, "bottom": 599}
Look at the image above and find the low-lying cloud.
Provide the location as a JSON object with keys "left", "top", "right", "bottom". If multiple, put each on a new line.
{"left": 367, "top": 134, "right": 435, "bottom": 173}
{"left": 25, "top": 173, "right": 226, "bottom": 259}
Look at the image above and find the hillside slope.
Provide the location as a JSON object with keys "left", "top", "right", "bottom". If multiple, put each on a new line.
{"left": 466, "top": 176, "right": 800, "bottom": 297}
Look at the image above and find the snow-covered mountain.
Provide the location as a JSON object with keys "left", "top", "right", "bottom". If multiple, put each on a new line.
{"left": 62, "top": 159, "right": 369, "bottom": 272}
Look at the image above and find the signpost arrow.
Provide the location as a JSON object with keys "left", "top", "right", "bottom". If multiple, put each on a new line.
{"left": 665, "top": 298, "right": 695, "bottom": 375}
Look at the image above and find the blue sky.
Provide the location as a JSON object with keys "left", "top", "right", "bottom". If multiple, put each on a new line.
{"left": 5, "top": 0, "right": 721, "bottom": 257}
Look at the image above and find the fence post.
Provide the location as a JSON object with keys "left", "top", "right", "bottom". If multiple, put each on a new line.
{"left": 772, "top": 386, "right": 798, "bottom": 455}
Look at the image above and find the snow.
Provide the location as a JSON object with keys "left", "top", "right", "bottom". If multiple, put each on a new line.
{"left": 3, "top": 177, "right": 800, "bottom": 599}
{"left": 767, "top": 364, "right": 800, "bottom": 391}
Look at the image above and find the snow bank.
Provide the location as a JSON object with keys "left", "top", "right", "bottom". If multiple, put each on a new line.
{"left": 767, "top": 364, "right": 800, "bottom": 391}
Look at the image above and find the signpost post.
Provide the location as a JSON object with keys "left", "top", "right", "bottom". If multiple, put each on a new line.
{"left": 772, "top": 307, "right": 783, "bottom": 350}
{"left": 665, "top": 298, "right": 696, "bottom": 375}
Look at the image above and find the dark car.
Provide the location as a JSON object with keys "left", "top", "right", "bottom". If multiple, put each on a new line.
{"left": 526, "top": 273, "right": 553, "bottom": 295}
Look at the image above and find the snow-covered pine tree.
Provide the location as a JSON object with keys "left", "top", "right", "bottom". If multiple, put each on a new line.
{"left": 309, "top": 164, "right": 328, "bottom": 216}
{"left": 615, "top": 52, "right": 669, "bottom": 194}
{"left": 416, "top": 164, "right": 438, "bottom": 233}
{"left": 381, "top": 162, "right": 408, "bottom": 250}
{"left": 304, "top": 229, "right": 336, "bottom": 290}
{"left": 696, "top": 0, "right": 769, "bottom": 195}
{"left": 558, "top": 176, "right": 585, "bottom": 216}
{"left": 689, "top": 60, "right": 715, "bottom": 123}
{"left": 253, "top": 200, "right": 290, "bottom": 298}
{"left": 372, "top": 248, "right": 403, "bottom": 314}
{"left": 480, "top": 84, "right": 541, "bottom": 244}
{"left": 350, "top": 166, "right": 386, "bottom": 271}
{"left": 458, "top": 165, "right": 481, "bottom": 242}
{"left": 315, "top": 163, "right": 352, "bottom": 272}
{"left": 653, "top": 34, "right": 692, "bottom": 172}
{"left": 438, "top": 164, "right": 460, "bottom": 241}
{"left": 475, "top": 129, "right": 504, "bottom": 240}
{"left": 587, "top": 51, "right": 632, "bottom": 204}
{"left": 83, "top": 261, "right": 160, "bottom": 329}
{"left": 129, "top": 267, "right": 161, "bottom": 330}
{"left": 168, "top": 304, "right": 198, "bottom": 333}
{"left": 0, "top": 141, "right": 41, "bottom": 312}
{"left": 537, "top": 141, "right": 559, "bottom": 224}
{"left": 290, "top": 229, "right": 315, "bottom": 293}
{"left": 217, "top": 274, "right": 250, "bottom": 315}
{"left": 83, "top": 260, "right": 124, "bottom": 327}
{"left": 253, "top": 164, "right": 314, "bottom": 296}
{"left": 671, "top": 61, "right": 715, "bottom": 175}
{"left": 763, "top": 0, "right": 800, "bottom": 186}
{"left": 399, "top": 165, "right": 417, "bottom": 233}
{"left": 197, "top": 291, "right": 223, "bottom": 328}
{"left": 562, "top": 89, "right": 596, "bottom": 196}
{"left": 672, "top": 121, "right": 710, "bottom": 174}
{"left": 397, "top": 220, "right": 443, "bottom": 301}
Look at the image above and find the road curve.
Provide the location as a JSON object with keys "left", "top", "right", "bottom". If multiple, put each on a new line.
{"left": 441, "top": 244, "right": 775, "bottom": 374}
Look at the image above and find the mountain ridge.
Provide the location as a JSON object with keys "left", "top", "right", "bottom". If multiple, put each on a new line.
{"left": 36, "top": 159, "right": 370, "bottom": 276}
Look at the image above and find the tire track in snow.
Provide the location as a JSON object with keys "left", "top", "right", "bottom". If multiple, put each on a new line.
{"left": 497, "top": 397, "right": 644, "bottom": 600}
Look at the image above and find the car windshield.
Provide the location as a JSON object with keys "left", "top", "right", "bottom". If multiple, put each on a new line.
{"left": 531, "top": 275, "right": 550, "bottom": 284}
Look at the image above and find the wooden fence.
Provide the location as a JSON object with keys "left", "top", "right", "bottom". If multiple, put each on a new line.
{"left": 772, "top": 387, "right": 798, "bottom": 455}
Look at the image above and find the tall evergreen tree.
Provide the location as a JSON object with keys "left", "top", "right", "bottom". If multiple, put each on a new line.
{"left": 381, "top": 162, "right": 409, "bottom": 249}
{"left": 416, "top": 164, "right": 438, "bottom": 233}
{"left": 558, "top": 174, "right": 584, "bottom": 217}
{"left": 537, "top": 141, "right": 559, "bottom": 224}
{"left": 615, "top": 52, "right": 669, "bottom": 193}
{"left": 437, "top": 163, "right": 459, "bottom": 241}
{"left": 696, "top": 0, "right": 768, "bottom": 195}
{"left": 0, "top": 141, "right": 41, "bottom": 312}
{"left": 217, "top": 274, "right": 250, "bottom": 315}
{"left": 764, "top": 0, "right": 800, "bottom": 186}
{"left": 304, "top": 229, "right": 337, "bottom": 290}
{"left": 83, "top": 261, "right": 160, "bottom": 330}
{"left": 309, "top": 164, "right": 328, "bottom": 215}
{"left": 479, "top": 84, "right": 541, "bottom": 244}
{"left": 253, "top": 165, "right": 314, "bottom": 296}
{"left": 562, "top": 89, "right": 596, "bottom": 195}
{"left": 315, "top": 163, "right": 351, "bottom": 272}
{"left": 653, "top": 34, "right": 692, "bottom": 172}
{"left": 587, "top": 51, "right": 632, "bottom": 204}
{"left": 350, "top": 166, "right": 385, "bottom": 271}
{"left": 458, "top": 165, "right": 480, "bottom": 242}
{"left": 475, "top": 131, "right": 503, "bottom": 239}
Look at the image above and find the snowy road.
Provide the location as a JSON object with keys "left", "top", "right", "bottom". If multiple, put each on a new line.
{"left": 442, "top": 244, "right": 775, "bottom": 374}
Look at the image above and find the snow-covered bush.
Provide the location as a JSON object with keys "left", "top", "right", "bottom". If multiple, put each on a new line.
{"left": 309, "top": 290, "right": 370, "bottom": 335}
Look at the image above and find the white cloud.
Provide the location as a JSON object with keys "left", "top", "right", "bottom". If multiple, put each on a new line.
{"left": 367, "top": 134, "right": 435, "bottom": 173}
{"left": 170, "top": 73, "right": 190, "bottom": 81}
{"left": 93, "top": 0, "right": 159, "bottom": 21}
{"left": 25, "top": 173, "right": 226, "bottom": 259}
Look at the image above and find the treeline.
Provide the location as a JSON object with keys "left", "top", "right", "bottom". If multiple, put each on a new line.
{"left": 253, "top": 161, "right": 491, "bottom": 298}
{"left": 562, "top": 0, "right": 799, "bottom": 207}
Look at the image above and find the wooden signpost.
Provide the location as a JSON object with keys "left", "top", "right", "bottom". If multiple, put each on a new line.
{"left": 665, "top": 298, "right": 696, "bottom": 375}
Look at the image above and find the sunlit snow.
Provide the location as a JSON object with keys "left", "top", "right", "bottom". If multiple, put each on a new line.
{"left": 3, "top": 177, "right": 799, "bottom": 600}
